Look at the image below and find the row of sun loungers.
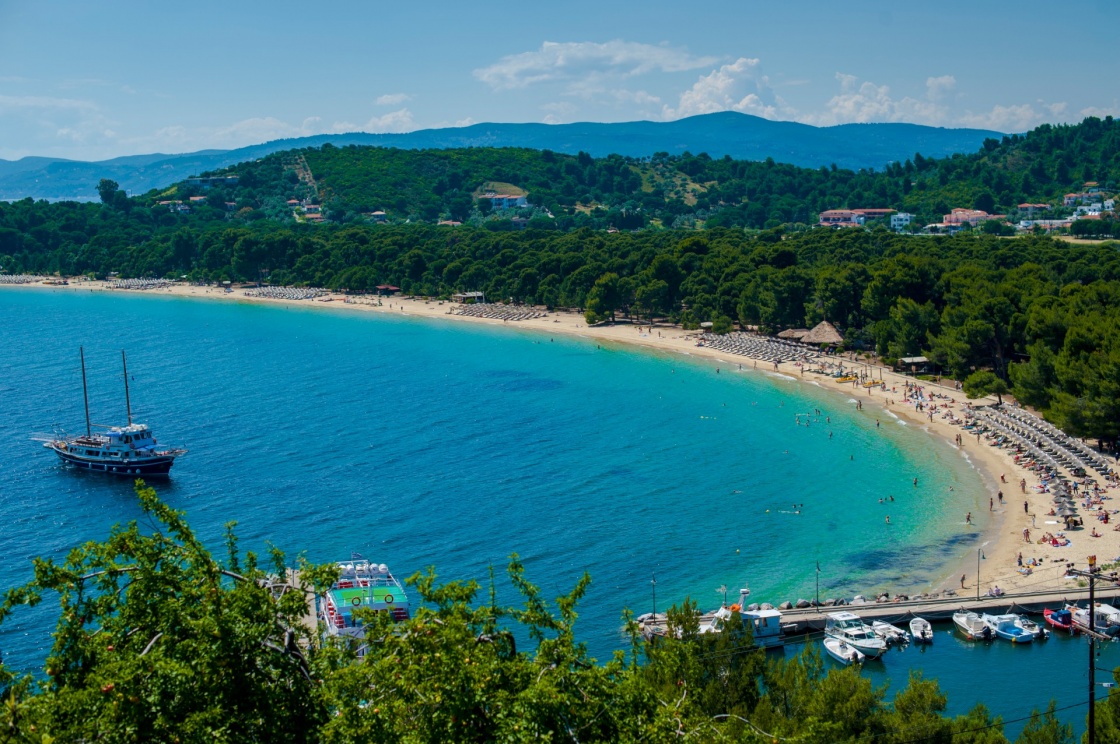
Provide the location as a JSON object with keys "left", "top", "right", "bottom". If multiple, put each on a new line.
{"left": 983, "top": 406, "right": 1113, "bottom": 476}
{"left": 107, "top": 278, "right": 173, "bottom": 290}
{"left": 698, "top": 332, "right": 817, "bottom": 363}
{"left": 454, "top": 303, "right": 546, "bottom": 321}
{"left": 243, "top": 287, "right": 328, "bottom": 300}
{"left": 0, "top": 274, "right": 44, "bottom": 284}
{"left": 969, "top": 411, "right": 1065, "bottom": 477}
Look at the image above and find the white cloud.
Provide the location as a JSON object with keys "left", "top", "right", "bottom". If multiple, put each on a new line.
{"left": 925, "top": 75, "right": 956, "bottom": 102}
{"left": 662, "top": 57, "right": 791, "bottom": 120}
{"left": 1080, "top": 103, "right": 1119, "bottom": 118}
{"left": 0, "top": 94, "right": 96, "bottom": 112}
{"left": 957, "top": 103, "right": 1055, "bottom": 132}
{"left": 363, "top": 108, "right": 415, "bottom": 133}
{"left": 473, "top": 40, "right": 717, "bottom": 91}
{"left": 375, "top": 93, "right": 411, "bottom": 106}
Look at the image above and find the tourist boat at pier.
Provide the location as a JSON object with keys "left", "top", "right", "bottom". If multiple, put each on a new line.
{"left": 823, "top": 637, "right": 865, "bottom": 666}
{"left": 824, "top": 612, "right": 887, "bottom": 658}
{"left": 699, "top": 605, "right": 785, "bottom": 649}
{"left": 953, "top": 611, "right": 993, "bottom": 641}
{"left": 909, "top": 617, "right": 934, "bottom": 644}
{"left": 40, "top": 348, "right": 186, "bottom": 476}
{"left": 981, "top": 614, "right": 1034, "bottom": 644}
{"left": 1044, "top": 607, "right": 1073, "bottom": 632}
{"left": 319, "top": 557, "right": 410, "bottom": 641}
{"left": 871, "top": 620, "right": 910, "bottom": 645}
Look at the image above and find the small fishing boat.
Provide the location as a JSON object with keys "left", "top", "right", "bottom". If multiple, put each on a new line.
{"left": 1018, "top": 615, "right": 1049, "bottom": 640}
{"left": 1044, "top": 607, "right": 1073, "bottom": 632}
{"left": 823, "top": 637, "right": 866, "bottom": 666}
{"left": 825, "top": 612, "right": 887, "bottom": 658}
{"left": 909, "top": 617, "right": 934, "bottom": 644}
{"left": 871, "top": 620, "right": 910, "bottom": 645}
{"left": 982, "top": 614, "right": 1034, "bottom": 643}
{"left": 953, "top": 611, "right": 993, "bottom": 641}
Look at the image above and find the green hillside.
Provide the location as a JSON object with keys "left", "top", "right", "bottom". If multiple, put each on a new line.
{"left": 166, "top": 116, "right": 1120, "bottom": 230}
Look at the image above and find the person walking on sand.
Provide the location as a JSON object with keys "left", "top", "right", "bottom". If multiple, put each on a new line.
{"left": 960, "top": 574, "right": 966, "bottom": 588}
{"left": 1024, "top": 528, "right": 1031, "bottom": 543}
{"left": 1024, "top": 500, "right": 1029, "bottom": 514}
{"left": 966, "top": 512, "right": 972, "bottom": 525}
{"left": 990, "top": 497, "right": 994, "bottom": 511}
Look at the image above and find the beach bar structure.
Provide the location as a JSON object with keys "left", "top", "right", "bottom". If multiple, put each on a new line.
{"left": 374, "top": 284, "right": 400, "bottom": 296}
{"left": 895, "top": 355, "right": 932, "bottom": 374}
{"left": 452, "top": 291, "right": 486, "bottom": 304}
{"left": 800, "top": 321, "right": 843, "bottom": 346}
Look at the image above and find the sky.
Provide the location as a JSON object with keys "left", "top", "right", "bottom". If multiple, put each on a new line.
{"left": 1, "top": 0, "right": 1117, "bottom": 161}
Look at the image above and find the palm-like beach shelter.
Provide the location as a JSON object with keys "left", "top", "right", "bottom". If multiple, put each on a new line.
{"left": 801, "top": 321, "right": 844, "bottom": 345}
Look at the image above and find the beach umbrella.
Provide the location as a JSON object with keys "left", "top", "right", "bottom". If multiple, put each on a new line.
{"left": 1056, "top": 507, "right": 1078, "bottom": 516}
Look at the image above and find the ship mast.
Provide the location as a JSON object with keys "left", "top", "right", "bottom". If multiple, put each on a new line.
{"left": 80, "top": 346, "right": 91, "bottom": 437}
{"left": 121, "top": 350, "right": 132, "bottom": 425}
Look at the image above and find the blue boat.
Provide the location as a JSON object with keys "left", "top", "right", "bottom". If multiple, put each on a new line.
{"left": 982, "top": 613, "right": 1034, "bottom": 643}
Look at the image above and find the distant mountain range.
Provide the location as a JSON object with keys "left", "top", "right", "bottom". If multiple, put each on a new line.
{"left": 0, "top": 112, "right": 1003, "bottom": 201}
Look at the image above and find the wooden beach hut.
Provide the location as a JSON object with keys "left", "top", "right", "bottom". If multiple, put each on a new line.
{"left": 801, "top": 321, "right": 843, "bottom": 346}
{"left": 777, "top": 328, "right": 809, "bottom": 340}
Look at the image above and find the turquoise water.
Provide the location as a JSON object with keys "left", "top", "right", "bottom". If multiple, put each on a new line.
{"left": 0, "top": 288, "right": 1090, "bottom": 735}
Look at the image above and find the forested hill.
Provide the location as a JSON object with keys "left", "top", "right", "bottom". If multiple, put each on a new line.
{"left": 0, "top": 112, "right": 1002, "bottom": 201}
{"left": 166, "top": 116, "right": 1119, "bottom": 230}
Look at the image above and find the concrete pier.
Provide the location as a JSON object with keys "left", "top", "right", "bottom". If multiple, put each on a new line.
{"left": 637, "top": 585, "right": 1120, "bottom": 639}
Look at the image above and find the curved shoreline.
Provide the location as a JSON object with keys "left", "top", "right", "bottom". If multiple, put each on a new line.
{"left": 6, "top": 280, "right": 1114, "bottom": 598}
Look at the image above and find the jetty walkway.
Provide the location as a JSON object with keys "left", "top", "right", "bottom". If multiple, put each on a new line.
{"left": 639, "top": 586, "right": 1120, "bottom": 640}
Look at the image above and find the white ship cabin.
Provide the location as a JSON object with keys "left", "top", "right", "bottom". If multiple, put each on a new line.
{"left": 334, "top": 560, "right": 397, "bottom": 589}
{"left": 825, "top": 611, "right": 865, "bottom": 631}
{"left": 66, "top": 424, "right": 158, "bottom": 458}
{"left": 742, "top": 608, "right": 784, "bottom": 648}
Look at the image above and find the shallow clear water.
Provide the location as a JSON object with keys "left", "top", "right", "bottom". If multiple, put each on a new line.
{"left": 7, "top": 288, "right": 1089, "bottom": 729}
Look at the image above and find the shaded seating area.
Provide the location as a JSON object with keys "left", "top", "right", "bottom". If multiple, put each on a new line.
{"left": 698, "top": 332, "right": 817, "bottom": 363}
{"left": 454, "top": 303, "right": 546, "bottom": 321}
{"left": 108, "top": 278, "right": 173, "bottom": 290}
{"left": 0, "top": 274, "right": 43, "bottom": 284}
{"left": 243, "top": 286, "right": 328, "bottom": 300}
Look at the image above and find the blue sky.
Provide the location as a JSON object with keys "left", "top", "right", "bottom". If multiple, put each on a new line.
{"left": 1, "top": 0, "right": 1116, "bottom": 161}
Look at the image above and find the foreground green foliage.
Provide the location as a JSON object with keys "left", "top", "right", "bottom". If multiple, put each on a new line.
{"left": 0, "top": 483, "right": 1105, "bottom": 742}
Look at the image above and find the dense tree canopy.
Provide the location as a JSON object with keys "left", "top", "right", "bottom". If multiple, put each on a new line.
{"left": 0, "top": 483, "right": 1093, "bottom": 742}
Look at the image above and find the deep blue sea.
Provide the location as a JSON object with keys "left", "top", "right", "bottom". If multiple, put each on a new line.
{"left": 0, "top": 287, "right": 1103, "bottom": 736}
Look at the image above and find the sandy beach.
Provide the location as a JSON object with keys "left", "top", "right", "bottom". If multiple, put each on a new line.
{"left": 7, "top": 278, "right": 1117, "bottom": 599}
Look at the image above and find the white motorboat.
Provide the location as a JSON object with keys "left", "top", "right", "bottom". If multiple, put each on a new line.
{"left": 1070, "top": 603, "right": 1120, "bottom": 636}
{"left": 823, "top": 636, "right": 866, "bottom": 666}
{"left": 825, "top": 612, "right": 887, "bottom": 658}
{"left": 982, "top": 614, "right": 1034, "bottom": 644}
{"left": 871, "top": 620, "right": 910, "bottom": 645}
{"left": 953, "top": 611, "right": 993, "bottom": 641}
{"left": 909, "top": 617, "right": 934, "bottom": 644}
{"left": 1018, "top": 615, "right": 1049, "bottom": 640}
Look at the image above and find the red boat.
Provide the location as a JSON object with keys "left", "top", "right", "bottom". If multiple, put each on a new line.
{"left": 1044, "top": 607, "right": 1073, "bottom": 632}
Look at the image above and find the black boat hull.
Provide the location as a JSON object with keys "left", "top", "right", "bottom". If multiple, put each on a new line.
{"left": 52, "top": 449, "right": 176, "bottom": 476}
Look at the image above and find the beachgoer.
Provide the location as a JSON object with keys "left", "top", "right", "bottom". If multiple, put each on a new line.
{"left": 966, "top": 512, "right": 972, "bottom": 525}
{"left": 1023, "top": 528, "right": 1031, "bottom": 542}
{"left": 1024, "top": 501, "right": 1028, "bottom": 514}
{"left": 1000, "top": 473, "right": 1007, "bottom": 483}
{"left": 989, "top": 498, "right": 993, "bottom": 511}
{"left": 1017, "top": 552, "right": 1022, "bottom": 566}
{"left": 998, "top": 491, "right": 1004, "bottom": 504}
{"left": 889, "top": 495, "right": 894, "bottom": 502}
{"left": 960, "top": 574, "right": 966, "bottom": 588}
{"left": 886, "top": 515, "right": 891, "bottom": 524}
{"left": 913, "top": 477, "right": 918, "bottom": 488}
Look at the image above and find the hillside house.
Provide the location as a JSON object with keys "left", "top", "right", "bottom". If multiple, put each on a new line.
{"left": 818, "top": 209, "right": 863, "bottom": 227}
{"left": 851, "top": 208, "right": 896, "bottom": 221}
{"left": 890, "top": 212, "right": 914, "bottom": 231}
{"left": 484, "top": 193, "right": 529, "bottom": 210}
{"left": 1018, "top": 203, "right": 1051, "bottom": 218}
{"left": 943, "top": 208, "right": 1004, "bottom": 225}
{"left": 1064, "top": 193, "right": 1093, "bottom": 206}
